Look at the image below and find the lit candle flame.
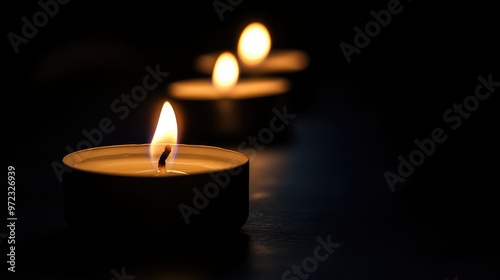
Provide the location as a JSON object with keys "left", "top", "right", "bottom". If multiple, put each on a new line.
{"left": 212, "top": 52, "right": 239, "bottom": 94}
{"left": 237, "top": 22, "right": 271, "bottom": 67}
{"left": 149, "top": 101, "right": 178, "bottom": 169}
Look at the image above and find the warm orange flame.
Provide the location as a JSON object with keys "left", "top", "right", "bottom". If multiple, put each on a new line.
{"left": 237, "top": 22, "right": 271, "bottom": 67}
{"left": 212, "top": 52, "right": 239, "bottom": 93}
{"left": 149, "top": 101, "right": 178, "bottom": 167}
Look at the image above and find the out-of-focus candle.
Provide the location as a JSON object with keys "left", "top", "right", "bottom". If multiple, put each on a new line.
{"left": 194, "top": 21, "right": 311, "bottom": 114}
{"left": 169, "top": 76, "right": 289, "bottom": 100}
{"left": 172, "top": 52, "right": 289, "bottom": 100}
{"left": 168, "top": 52, "right": 291, "bottom": 144}
{"left": 237, "top": 22, "right": 271, "bottom": 67}
{"left": 194, "top": 22, "right": 310, "bottom": 75}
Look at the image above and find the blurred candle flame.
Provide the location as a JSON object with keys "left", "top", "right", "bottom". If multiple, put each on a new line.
{"left": 237, "top": 22, "right": 271, "bottom": 67}
{"left": 149, "top": 101, "right": 178, "bottom": 168}
{"left": 212, "top": 52, "right": 239, "bottom": 94}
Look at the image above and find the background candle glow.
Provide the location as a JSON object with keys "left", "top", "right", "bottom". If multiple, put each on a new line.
{"left": 212, "top": 52, "right": 239, "bottom": 94}
{"left": 237, "top": 22, "right": 271, "bottom": 67}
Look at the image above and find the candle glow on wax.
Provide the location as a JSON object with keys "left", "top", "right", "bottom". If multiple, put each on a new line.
{"left": 237, "top": 22, "right": 271, "bottom": 67}
{"left": 149, "top": 101, "right": 178, "bottom": 169}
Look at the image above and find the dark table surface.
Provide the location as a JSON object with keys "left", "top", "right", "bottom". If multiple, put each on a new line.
{"left": 3, "top": 1, "right": 499, "bottom": 279}
{"left": 5, "top": 84, "right": 500, "bottom": 279}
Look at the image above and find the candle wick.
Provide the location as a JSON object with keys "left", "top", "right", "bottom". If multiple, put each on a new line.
{"left": 157, "top": 145, "right": 172, "bottom": 173}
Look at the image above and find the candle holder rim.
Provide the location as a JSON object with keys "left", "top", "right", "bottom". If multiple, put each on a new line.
{"left": 168, "top": 77, "right": 291, "bottom": 100}
{"left": 194, "top": 48, "right": 309, "bottom": 75}
{"left": 196, "top": 48, "right": 309, "bottom": 57}
{"left": 62, "top": 143, "right": 249, "bottom": 177}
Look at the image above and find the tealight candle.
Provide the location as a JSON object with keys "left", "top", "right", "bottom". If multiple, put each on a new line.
{"left": 194, "top": 22, "right": 310, "bottom": 75}
{"left": 168, "top": 52, "right": 291, "bottom": 145}
{"left": 193, "top": 21, "right": 311, "bottom": 114}
{"left": 62, "top": 101, "right": 249, "bottom": 236}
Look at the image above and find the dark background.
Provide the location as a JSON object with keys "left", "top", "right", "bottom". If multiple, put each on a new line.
{"left": 3, "top": 0, "right": 499, "bottom": 279}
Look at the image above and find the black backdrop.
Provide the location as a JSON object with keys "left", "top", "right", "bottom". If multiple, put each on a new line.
{"left": 3, "top": 0, "right": 499, "bottom": 279}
